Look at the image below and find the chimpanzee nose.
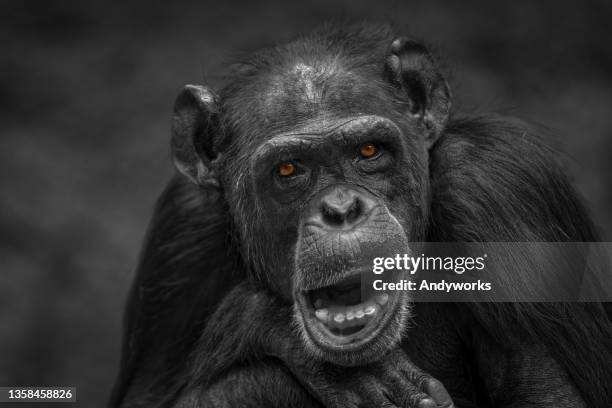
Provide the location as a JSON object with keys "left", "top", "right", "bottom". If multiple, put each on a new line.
{"left": 319, "top": 186, "right": 376, "bottom": 229}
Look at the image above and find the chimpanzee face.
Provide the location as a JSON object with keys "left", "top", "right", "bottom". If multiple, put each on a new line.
{"left": 171, "top": 34, "right": 450, "bottom": 365}
{"left": 216, "top": 57, "right": 442, "bottom": 364}
{"left": 243, "top": 113, "right": 428, "bottom": 364}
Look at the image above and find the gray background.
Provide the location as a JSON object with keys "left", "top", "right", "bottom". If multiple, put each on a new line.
{"left": 1, "top": 0, "right": 611, "bottom": 406}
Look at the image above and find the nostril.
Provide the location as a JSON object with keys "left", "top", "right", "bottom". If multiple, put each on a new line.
{"left": 345, "top": 199, "right": 362, "bottom": 224}
{"left": 321, "top": 204, "right": 345, "bottom": 226}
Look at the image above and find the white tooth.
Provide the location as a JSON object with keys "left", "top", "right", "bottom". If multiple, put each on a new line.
{"left": 346, "top": 311, "right": 355, "bottom": 320}
{"left": 364, "top": 305, "right": 376, "bottom": 315}
{"left": 315, "top": 309, "right": 328, "bottom": 321}
{"left": 334, "top": 313, "right": 346, "bottom": 323}
{"left": 355, "top": 309, "right": 365, "bottom": 319}
{"left": 376, "top": 293, "right": 389, "bottom": 306}
{"left": 314, "top": 299, "right": 324, "bottom": 308}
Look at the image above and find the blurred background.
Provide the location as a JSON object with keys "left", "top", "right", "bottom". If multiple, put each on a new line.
{"left": 1, "top": 0, "right": 611, "bottom": 406}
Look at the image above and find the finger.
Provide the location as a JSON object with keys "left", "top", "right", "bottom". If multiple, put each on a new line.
{"left": 424, "top": 378, "right": 454, "bottom": 408}
{"left": 367, "top": 395, "right": 400, "bottom": 408}
{"left": 401, "top": 381, "right": 437, "bottom": 408}
{"left": 385, "top": 370, "right": 436, "bottom": 408}
{"left": 358, "top": 381, "right": 399, "bottom": 408}
{"left": 409, "top": 372, "right": 454, "bottom": 407}
{"left": 399, "top": 364, "right": 454, "bottom": 407}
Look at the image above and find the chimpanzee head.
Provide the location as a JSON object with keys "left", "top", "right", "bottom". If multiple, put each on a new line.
{"left": 171, "top": 25, "right": 450, "bottom": 365}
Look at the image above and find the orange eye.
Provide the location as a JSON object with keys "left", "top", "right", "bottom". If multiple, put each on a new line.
{"left": 277, "top": 162, "right": 296, "bottom": 177}
{"left": 359, "top": 143, "right": 378, "bottom": 158}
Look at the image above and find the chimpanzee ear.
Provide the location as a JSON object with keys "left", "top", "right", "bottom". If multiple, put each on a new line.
{"left": 171, "top": 84, "right": 221, "bottom": 188}
{"left": 385, "top": 37, "right": 451, "bottom": 148}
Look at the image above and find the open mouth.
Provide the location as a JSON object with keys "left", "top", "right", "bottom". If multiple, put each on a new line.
{"left": 297, "top": 272, "right": 398, "bottom": 350}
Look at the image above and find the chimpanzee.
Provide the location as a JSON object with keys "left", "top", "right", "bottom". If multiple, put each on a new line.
{"left": 111, "top": 24, "right": 612, "bottom": 408}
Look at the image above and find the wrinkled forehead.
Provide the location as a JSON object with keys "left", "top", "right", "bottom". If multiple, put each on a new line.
{"left": 223, "top": 60, "right": 400, "bottom": 145}
{"left": 266, "top": 62, "right": 358, "bottom": 106}
{"left": 266, "top": 61, "right": 395, "bottom": 120}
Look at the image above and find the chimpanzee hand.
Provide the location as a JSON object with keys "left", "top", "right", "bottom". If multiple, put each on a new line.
{"left": 277, "top": 347, "right": 455, "bottom": 408}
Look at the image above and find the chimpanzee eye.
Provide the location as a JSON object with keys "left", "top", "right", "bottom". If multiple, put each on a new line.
{"left": 359, "top": 143, "right": 379, "bottom": 158}
{"left": 277, "top": 161, "right": 296, "bottom": 177}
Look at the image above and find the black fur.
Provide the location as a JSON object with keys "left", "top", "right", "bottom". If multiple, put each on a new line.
{"left": 112, "top": 180, "right": 244, "bottom": 406}
{"left": 429, "top": 116, "right": 612, "bottom": 405}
